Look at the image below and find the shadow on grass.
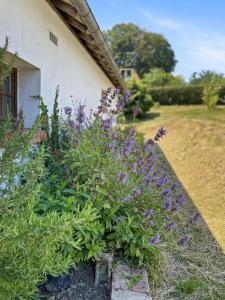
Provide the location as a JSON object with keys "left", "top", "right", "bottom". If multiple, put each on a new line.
{"left": 140, "top": 112, "right": 161, "bottom": 121}
{"left": 154, "top": 143, "right": 223, "bottom": 250}
{"left": 120, "top": 112, "right": 161, "bottom": 125}
{"left": 152, "top": 143, "right": 225, "bottom": 298}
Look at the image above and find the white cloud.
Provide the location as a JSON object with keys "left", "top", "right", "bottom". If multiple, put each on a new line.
{"left": 140, "top": 10, "right": 181, "bottom": 30}
{"left": 174, "top": 26, "right": 225, "bottom": 78}
{"left": 137, "top": 9, "right": 225, "bottom": 78}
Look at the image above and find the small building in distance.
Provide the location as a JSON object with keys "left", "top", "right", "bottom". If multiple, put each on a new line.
{"left": 120, "top": 68, "right": 140, "bottom": 81}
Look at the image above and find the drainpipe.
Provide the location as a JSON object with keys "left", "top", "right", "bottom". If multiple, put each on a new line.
{"left": 70, "top": 0, "right": 127, "bottom": 90}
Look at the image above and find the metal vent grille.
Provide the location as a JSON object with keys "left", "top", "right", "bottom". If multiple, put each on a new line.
{"left": 49, "top": 31, "right": 58, "bottom": 46}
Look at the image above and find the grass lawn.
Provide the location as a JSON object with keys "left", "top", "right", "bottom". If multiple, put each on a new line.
{"left": 136, "top": 105, "right": 225, "bottom": 252}
{"left": 128, "top": 105, "right": 225, "bottom": 299}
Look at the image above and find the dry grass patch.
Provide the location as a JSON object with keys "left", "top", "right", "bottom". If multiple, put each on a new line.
{"left": 136, "top": 105, "right": 225, "bottom": 251}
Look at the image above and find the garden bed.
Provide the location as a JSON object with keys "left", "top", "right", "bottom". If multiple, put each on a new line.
{"left": 39, "top": 262, "right": 110, "bottom": 300}
{"left": 2, "top": 89, "right": 224, "bottom": 299}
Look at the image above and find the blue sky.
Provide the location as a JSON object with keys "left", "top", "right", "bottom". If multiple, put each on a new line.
{"left": 88, "top": 0, "right": 225, "bottom": 80}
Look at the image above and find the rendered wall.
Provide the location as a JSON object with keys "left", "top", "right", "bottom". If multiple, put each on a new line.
{"left": 0, "top": 0, "right": 113, "bottom": 127}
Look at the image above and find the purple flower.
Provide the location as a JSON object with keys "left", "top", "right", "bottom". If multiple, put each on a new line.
{"left": 178, "top": 235, "right": 191, "bottom": 247}
{"left": 117, "top": 172, "right": 128, "bottom": 185}
{"left": 175, "top": 192, "right": 185, "bottom": 210}
{"left": 74, "top": 104, "right": 86, "bottom": 131}
{"left": 147, "top": 220, "right": 155, "bottom": 227}
{"left": 150, "top": 165, "right": 155, "bottom": 174}
{"left": 108, "top": 132, "right": 117, "bottom": 153}
{"left": 162, "top": 198, "right": 172, "bottom": 211}
{"left": 64, "top": 106, "right": 72, "bottom": 116}
{"left": 132, "top": 161, "right": 138, "bottom": 174}
{"left": 100, "top": 118, "right": 112, "bottom": 131}
{"left": 154, "top": 127, "right": 167, "bottom": 142}
{"left": 145, "top": 209, "right": 154, "bottom": 218}
{"left": 117, "top": 171, "right": 123, "bottom": 180}
{"left": 156, "top": 175, "right": 168, "bottom": 187}
{"left": 124, "top": 91, "right": 131, "bottom": 101}
{"left": 144, "top": 139, "right": 154, "bottom": 152}
{"left": 132, "top": 187, "right": 142, "bottom": 197}
{"left": 141, "top": 164, "right": 147, "bottom": 175}
{"left": 144, "top": 173, "right": 152, "bottom": 185}
{"left": 165, "top": 222, "right": 176, "bottom": 231}
{"left": 122, "top": 128, "right": 137, "bottom": 157}
{"left": 150, "top": 234, "right": 161, "bottom": 245}
{"left": 190, "top": 213, "right": 200, "bottom": 225}
{"left": 122, "top": 174, "right": 128, "bottom": 185}
{"left": 161, "top": 189, "right": 172, "bottom": 198}
{"left": 121, "top": 195, "right": 132, "bottom": 202}
{"left": 171, "top": 183, "right": 178, "bottom": 190}
{"left": 161, "top": 189, "right": 172, "bottom": 211}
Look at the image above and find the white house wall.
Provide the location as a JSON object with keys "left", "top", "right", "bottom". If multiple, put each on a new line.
{"left": 0, "top": 0, "right": 114, "bottom": 127}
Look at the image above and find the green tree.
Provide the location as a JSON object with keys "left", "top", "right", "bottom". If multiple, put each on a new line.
{"left": 143, "top": 68, "right": 185, "bottom": 88}
{"left": 189, "top": 70, "right": 225, "bottom": 85}
{"left": 104, "top": 23, "right": 176, "bottom": 77}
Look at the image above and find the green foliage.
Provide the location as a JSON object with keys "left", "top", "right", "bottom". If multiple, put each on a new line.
{"left": 143, "top": 68, "right": 185, "bottom": 88}
{"left": 149, "top": 85, "right": 203, "bottom": 105}
{"left": 104, "top": 23, "right": 176, "bottom": 77}
{"left": 202, "top": 83, "right": 221, "bottom": 110}
{"left": 149, "top": 84, "right": 225, "bottom": 105}
{"left": 32, "top": 95, "right": 49, "bottom": 132}
{"left": 124, "top": 79, "right": 153, "bottom": 119}
{"left": 128, "top": 275, "right": 143, "bottom": 289}
{"left": 0, "top": 117, "right": 103, "bottom": 298}
{"left": 0, "top": 118, "right": 40, "bottom": 185}
{"left": 40, "top": 96, "right": 49, "bottom": 133}
{"left": 50, "top": 86, "right": 60, "bottom": 151}
{"left": 62, "top": 118, "right": 164, "bottom": 270}
{"left": 175, "top": 278, "right": 206, "bottom": 296}
{"left": 0, "top": 37, "right": 18, "bottom": 88}
{"left": 189, "top": 70, "right": 225, "bottom": 86}
{"left": 108, "top": 209, "right": 159, "bottom": 266}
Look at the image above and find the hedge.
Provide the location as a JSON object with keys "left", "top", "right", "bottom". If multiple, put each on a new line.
{"left": 148, "top": 85, "right": 225, "bottom": 105}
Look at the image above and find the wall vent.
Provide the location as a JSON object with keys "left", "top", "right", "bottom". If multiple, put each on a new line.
{"left": 49, "top": 31, "right": 58, "bottom": 46}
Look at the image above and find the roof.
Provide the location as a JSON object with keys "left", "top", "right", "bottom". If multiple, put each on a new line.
{"left": 46, "top": 0, "right": 126, "bottom": 90}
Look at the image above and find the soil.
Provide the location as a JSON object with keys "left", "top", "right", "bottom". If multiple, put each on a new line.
{"left": 38, "top": 262, "right": 110, "bottom": 300}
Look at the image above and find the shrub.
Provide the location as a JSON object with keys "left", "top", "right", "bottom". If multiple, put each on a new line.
{"left": 149, "top": 85, "right": 203, "bottom": 105}
{"left": 143, "top": 68, "right": 185, "bottom": 88}
{"left": 148, "top": 85, "right": 225, "bottom": 105}
{"left": 0, "top": 117, "right": 102, "bottom": 298}
{"left": 202, "top": 83, "right": 221, "bottom": 110}
{"left": 59, "top": 89, "right": 194, "bottom": 272}
{"left": 124, "top": 79, "right": 153, "bottom": 119}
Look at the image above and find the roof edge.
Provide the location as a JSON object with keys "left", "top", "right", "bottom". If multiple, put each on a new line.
{"left": 69, "top": 0, "right": 126, "bottom": 90}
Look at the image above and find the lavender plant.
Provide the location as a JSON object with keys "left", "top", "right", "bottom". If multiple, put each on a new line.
{"left": 60, "top": 88, "right": 197, "bottom": 271}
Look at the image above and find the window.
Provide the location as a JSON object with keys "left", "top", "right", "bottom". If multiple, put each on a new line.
{"left": 127, "top": 70, "right": 131, "bottom": 78}
{"left": 0, "top": 68, "right": 17, "bottom": 118}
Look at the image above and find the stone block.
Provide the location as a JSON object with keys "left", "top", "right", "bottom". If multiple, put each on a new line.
{"left": 112, "top": 264, "right": 150, "bottom": 294}
{"left": 111, "top": 289, "right": 152, "bottom": 300}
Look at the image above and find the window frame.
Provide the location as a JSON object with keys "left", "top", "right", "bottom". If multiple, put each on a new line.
{"left": 0, "top": 68, "right": 17, "bottom": 118}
